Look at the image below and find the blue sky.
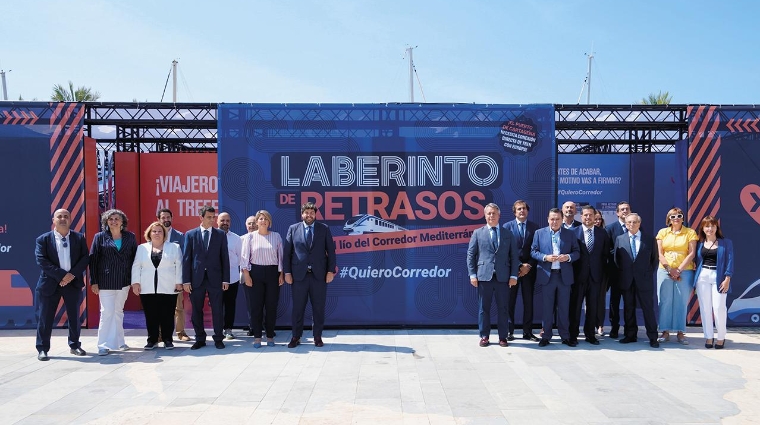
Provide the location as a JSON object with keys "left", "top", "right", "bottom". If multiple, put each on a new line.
{"left": 2, "top": 0, "right": 758, "bottom": 105}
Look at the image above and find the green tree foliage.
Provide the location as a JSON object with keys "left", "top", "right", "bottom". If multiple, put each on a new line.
{"left": 51, "top": 81, "right": 101, "bottom": 101}
{"left": 640, "top": 91, "right": 672, "bottom": 105}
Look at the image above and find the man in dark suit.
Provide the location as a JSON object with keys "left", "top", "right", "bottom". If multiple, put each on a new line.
{"left": 570, "top": 206, "right": 609, "bottom": 345}
{"left": 158, "top": 208, "right": 190, "bottom": 341}
{"left": 34, "top": 209, "right": 89, "bottom": 360}
{"left": 283, "top": 202, "right": 337, "bottom": 348}
{"left": 503, "top": 200, "right": 540, "bottom": 342}
{"left": 561, "top": 201, "right": 582, "bottom": 229}
{"left": 614, "top": 213, "right": 660, "bottom": 348}
{"left": 531, "top": 208, "right": 580, "bottom": 347}
{"left": 467, "top": 203, "right": 520, "bottom": 347}
{"left": 604, "top": 201, "right": 631, "bottom": 338}
{"left": 182, "top": 205, "right": 230, "bottom": 350}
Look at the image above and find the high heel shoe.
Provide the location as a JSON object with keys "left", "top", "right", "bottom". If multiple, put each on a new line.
{"left": 705, "top": 339, "right": 714, "bottom": 349}
{"left": 715, "top": 340, "right": 725, "bottom": 349}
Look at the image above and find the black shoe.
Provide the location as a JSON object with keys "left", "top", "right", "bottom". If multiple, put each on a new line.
{"left": 562, "top": 339, "right": 577, "bottom": 347}
{"left": 144, "top": 342, "right": 156, "bottom": 350}
{"left": 215, "top": 341, "right": 225, "bottom": 349}
{"left": 37, "top": 351, "right": 49, "bottom": 361}
{"left": 164, "top": 341, "right": 174, "bottom": 350}
{"left": 190, "top": 341, "right": 206, "bottom": 350}
{"left": 523, "top": 334, "right": 540, "bottom": 342}
{"left": 288, "top": 338, "right": 300, "bottom": 348}
{"left": 538, "top": 339, "right": 550, "bottom": 347}
{"left": 650, "top": 340, "right": 660, "bottom": 348}
{"left": 705, "top": 339, "right": 714, "bottom": 349}
{"left": 608, "top": 328, "right": 619, "bottom": 339}
{"left": 314, "top": 337, "right": 324, "bottom": 347}
{"left": 507, "top": 334, "right": 515, "bottom": 341}
{"left": 585, "top": 337, "right": 600, "bottom": 345}
{"left": 69, "top": 347, "right": 86, "bottom": 356}
{"left": 619, "top": 337, "right": 637, "bottom": 344}
{"left": 247, "top": 330, "right": 254, "bottom": 336}
{"left": 715, "top": 340, "right": 726, "bottom": 349}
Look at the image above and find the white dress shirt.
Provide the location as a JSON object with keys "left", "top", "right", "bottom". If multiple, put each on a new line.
{"left": 54, "top": 230, "right": 71, "bottom": 271}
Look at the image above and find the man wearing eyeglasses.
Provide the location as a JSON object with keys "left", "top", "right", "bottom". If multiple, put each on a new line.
{"left": 34, "top": 209, "right": 90, "bottom": 361}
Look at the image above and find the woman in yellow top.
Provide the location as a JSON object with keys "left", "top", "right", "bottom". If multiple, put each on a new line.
{"left": 655, "top": 207, "right": 698, "bottom": 344}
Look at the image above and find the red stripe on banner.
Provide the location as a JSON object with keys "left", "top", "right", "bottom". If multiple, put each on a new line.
{"left": 693, "top": 159, "right": 721, "bottom": 224}
{"left": 49, "top": 102, "right": 65, "bottom": 129}
{"left": 334, "top": 225, "right": 475, "bottom": 254}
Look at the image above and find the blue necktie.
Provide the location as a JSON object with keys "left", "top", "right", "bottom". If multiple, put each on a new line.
{"left": 202, "top": 229, "right": 209, "bottom": 248}
{"left": 490, "top": 227, "right": 498, "bottom": 250}
{"left": 518, "top": 222, "right": 525, "bottom": 247}
{"left": 306, "top": 226, "right": 313, "bottom": 248}
{"left": 630, "top": 235, "right": 636, "bottom": 260}
{"left": 586, "top": 228, "right": 594, "bottom": 253}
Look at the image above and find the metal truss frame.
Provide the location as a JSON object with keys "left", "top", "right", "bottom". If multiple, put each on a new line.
{"left": 84, "top": 103, "right": 689, "bottom": 153}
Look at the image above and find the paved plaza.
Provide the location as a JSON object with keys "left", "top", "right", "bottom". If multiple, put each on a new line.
{"left": 0, "top": 327, "right": 758, "bottom": 424}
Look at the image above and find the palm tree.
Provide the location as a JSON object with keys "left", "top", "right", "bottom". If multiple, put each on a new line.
{"left": 640, "top": 91, "right": 672, "bottom": 105}
{"left": 51, "top": 81, "right": 101, "bottom": 101}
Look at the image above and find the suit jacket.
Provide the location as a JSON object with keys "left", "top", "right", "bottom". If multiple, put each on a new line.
{"left": 614, "top": 232, "right": 658, "bottom": 291}
{"left": 530, "top": 226, "right": 580, "bottom": 286}
{"left": 572, "top": 225, "right": 609, "bottom": 284}
{"left": 89, "top": 230, "right": 138, "bottom": 290}
{"left": 694, "top": 239, "right": 734, "bottom": 294}
{"left": 35, "top": 230, "right": 89, "bottom": 297}
{"left": 467, "top": 224, "right": 520, "bottom": 282}
{"left": 132, "top": 241, "right": 183, "bottom": 294}
{"left": 564, "top": 219, "right": 582, "bottom": 229}
{"left": 503, "top": 219, "right": 539, "bottom": 267}
{"left": 168, "top": 228, "right": 184, "bottom": 246}
{"left": 283, "top": 221, "right": 337, "bottom": 282}
{"left": 182, "top": 227, "right": 230, "bottom": 287}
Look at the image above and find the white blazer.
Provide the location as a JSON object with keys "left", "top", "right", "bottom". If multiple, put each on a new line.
{"left": 131, "top": 241, "right": 183, "bottom": 294}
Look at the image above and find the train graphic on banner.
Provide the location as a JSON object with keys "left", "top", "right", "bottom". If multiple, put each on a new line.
{"left": 343, "top": 214, "right": 407, "bottom": 235}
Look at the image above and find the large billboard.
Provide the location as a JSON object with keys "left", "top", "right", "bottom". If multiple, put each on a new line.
{"left": 218, "top": 104, "right": 555, "bottom": 326}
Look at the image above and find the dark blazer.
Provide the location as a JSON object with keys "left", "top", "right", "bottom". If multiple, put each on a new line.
{"left": 89, "top": 230, "right": 138, "bottom": 290}
{"left": 564, "top": 219, "right": 582, "bottom": 229}
{"left": 467, "top": 224, "right": 520, "bottom": 282}
{"left": 503, "top": 219, "right": 539, "bottom": 267}
{"left": 614, "top": 232, "right": 658, "bottom": 291}
{"left": 531, "top": 227, "right": 580, "bottom": 286}
{"left": 35, "top": 230, "right": 89, "bottom": 297}
{"left": 168, "top": 228, "right": 184, "bottom": 246}
{"left": 572, "top": 225, "right": 609, "bottom": 284}
{"left": 694, "top": 239, "right": 734, "bottom": 294}
{"left": 182, "top": 227, "right": 230, "bottom": 287}
{"left": 283, "top": 221, "right": 337, "bottom": 282}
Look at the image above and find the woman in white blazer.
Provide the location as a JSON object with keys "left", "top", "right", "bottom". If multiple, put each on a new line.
{"left": 131, "top": 222, "right": 183, "bottom": 350}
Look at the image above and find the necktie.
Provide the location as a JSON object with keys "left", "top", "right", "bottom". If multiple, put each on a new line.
{"left": 490, "top": 227, "right": 498, "bottom": 250}
{"left": 518, "top": 222, "right": 525, "bottom": 247}
{"left": 630, "top": 235, "right": 636, "bottom": 260}
{"left": 586, "top": 228, "right": 594, "bottom": 253}
{"left": 203, "top": 229, "right": 209, "bottom": 248}
{"left": 306, "top": 226, "right": 313, "bottom": 248}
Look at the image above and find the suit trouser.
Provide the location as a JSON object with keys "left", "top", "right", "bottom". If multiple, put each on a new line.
{"left": 596, "top": 276, "right": 608, "bottom": 331}
{"left": 175, "top": 292, "right": 186, "bottom": 335}
{"left": 695, "top": 268, "right": 728, "bottom": 340}
{"left": 35, "top": 285, "right": 83, "bottom": 353}
{"left": 189, "top": 274, "right": 225, "bottom": 343}
{"left": 622, "top": 284, "right": 658, "bottom": 341}
{"left": 508, "top": 272, "right": 535, "bottom": 336}
{"left": 97, "top": 287, "right": 130, "bottom": 350}
{"left": 291, "top": 272, "right": 327, "bottom": 339}
{"left": 247, "top": 265, "right": 281, "bottom": 339}
{"left": 541, "top": 272, "right": 571, "bottom": 341}
{"left": 222, "top": 281, "right": 240, "bottom": 330}
{"left": 478, "top": 277, "right": 510, "bottom": 340}
{"left": 141, "top": 293, "right": 177, "bottom": 343}
{"left": 569, "top": 277, "right": 600, "bottom": 341}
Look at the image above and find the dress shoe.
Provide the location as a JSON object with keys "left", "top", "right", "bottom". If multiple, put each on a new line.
{"left": 287, "top": 338, "right": 300, "bottom": 348}
{"left": 561, "top": 339, "right": 577, "bottom": 347}
{"left": 608, "top": 328, "right": 619, "bottom": 339}
{"left": 144, "top": 342, "right": 156, "bottom": 350}
{"left": 37, "top": 351, "right": 49, "bottom": 361}
{"left": 246, "top": 329, "right": 254, "bottom": 336}
{"left": 215, "top": 341, "right": 225, "bottom": 349}
{"left": 507, "top": 334, "right": 515, "bottom": 341}
{"left": 177, "top": 332, "right": 191, "bottom": 342}
{"left": 190, "top": 341, "right": 206, "bottom": 350}
{"left": 538, "top": 339, "right": 550, "bottom": 347}
{"left": 523, "top": 334, "right": 540, "bottom": 342}
{"left": 314, "top": 337, "right": 324, "bottom": 347}
{"left": 585, "top": 337, "right": 600, "bottom": 345}
{"left": 70, "top": 347, "right": 86, "bottom": 356}
{"left": 498, "top": 339, "right": 508, "bottom": 347}
{"left": 164, "top": 341, "right": 174, "bottom": 350}
{"left": 650, "top": 340, "right": 660, "bottom": 348}
{"left": 479, "top": 337, "right": 489, "bottom": 347}
{"left": 619, "top": 337, "right": 637, "bottom": 344}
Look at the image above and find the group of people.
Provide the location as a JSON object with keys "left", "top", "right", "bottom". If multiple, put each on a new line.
{"left": 467, "top": 200, "right": 734, "bottom": 350}
{"left": 34, "top": 202, "right": 337, "bottom": 360}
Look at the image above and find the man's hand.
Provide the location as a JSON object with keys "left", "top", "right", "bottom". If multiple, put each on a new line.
{"left": 518, "top": 263, "right": 531, "bottom": 277}
{"left": 508, "top": 277, "right": 518, "bottom": 287}
{"left": 222, "top": 283, "right": 229, "bottom": 291}
{"left": 326, "top": 272, "right": 335, "bottom": 283}
{"left": 183, "top": 283, "right": 192, "bottom": 293}
{"left": 470, "top": 277, "right": 478, "bottom": 288}
{"left": 60, "top": 273, "right": 75, "bottom": 286}
{"left": 284, "top": 273, "right": 293, "bottom": 284}
{"left": 91, "top": 284, "right": 99, "bottom": 295}
{"left": 132, "top": 283, "right": 141, "bottom": 296}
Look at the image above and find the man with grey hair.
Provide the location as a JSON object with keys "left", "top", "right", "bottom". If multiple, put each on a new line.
{"left": 467, "top": 203, "right": 520, "bottom": 347}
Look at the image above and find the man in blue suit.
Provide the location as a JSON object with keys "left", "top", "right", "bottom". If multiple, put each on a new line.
{"left": 502, "top": 200, "right": 540, "bottom": 342}
{"left": 570, "top": 205, "right": 609, "bottom": 345}
{"left": 467, "top": 203, "right": 520, "bottom": 347}
{"left": 604, "top": 201, "right": 631, "bottom": 339}
{"left": 182, "top": 205, "right": 230, "bottom": 350}
{"left": 531, "top": 208, "right": 580, "bottom": 347}
{"left": 34, "top": 209, "right": 89, "bottom": 360}
{"left": 283, "top": 202, "right": 337, "bottom": 348}
{"left": 614, "top": 213, "right": 660, "bottom": 348}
